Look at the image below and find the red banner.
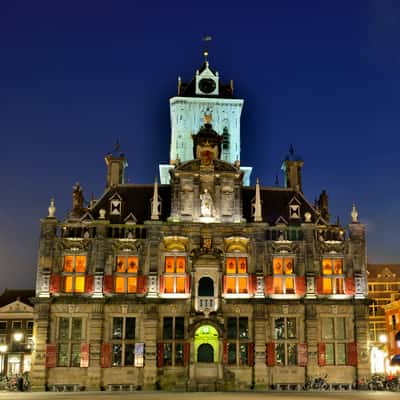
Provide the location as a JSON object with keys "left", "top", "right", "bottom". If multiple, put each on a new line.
{"left": 157, "top": 343, "right": 164, "bottom": 367}
{"left": 100, "top": 343, "right": 111, "bottom": 368}
{"left": 85, "top": 275, "right": 94, "bottom": 294}
{"left": 265, "top": 276, "right": 274, "bottom": 295}
{"left": 45, "top": 343, "right": 57, "bottom": 368}
{"left": 295, "top": 276, "right": 306, "bottom": 295}
{"left": 346, "top": 342, "right": 358, "bottom": 366}
{"left": 137, "top": 276, "right": 147, "bottom": 294}
{"left": 318, "top": 343, "right": 326, "bottom": 366}
{"left": 297, "top": 343, "right": 308, "bottom": 366}
{"left": 80, "top": 343, "right": 89, "bottom": 368}
{"left": 49, "top": 275, "right": 61, "bottom": 294}
{"left": 248, "top": 343, "right": 254, "bottom": 366}
{"left": 183, "top": 342, "right": 190, "bottom": 366}
{"left": 184, "top": 274, "right": 191, "bottom": 294}
{"left": 159, "top": 275, "right": 165, "bottom": 294}
{"left": 103, "top": 275, "right": 113, "bottom": 294}
{"left": 266, "top": 342, "right": 275, "bottom": 366}
{"left": 345, "top": 277, "right": 355, "bottom": 295}
{"left": 316, "top": 276, "right": 323, "bottom": 295}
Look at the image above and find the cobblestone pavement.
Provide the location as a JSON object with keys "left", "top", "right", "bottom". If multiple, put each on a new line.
{"left": 0, "top": 391, "right": 399, "bottom": 400}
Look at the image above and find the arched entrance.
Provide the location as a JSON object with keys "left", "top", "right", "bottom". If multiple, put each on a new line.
{"left": 198, "top": 343, "right": 214, "bottom": 362}
{"left": 194, "top": 325, "right": 219, "bottom": 363}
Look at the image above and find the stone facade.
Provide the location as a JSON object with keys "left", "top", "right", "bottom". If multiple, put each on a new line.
{"left": 31, "top": 56, "right": 369, "bottom": 392}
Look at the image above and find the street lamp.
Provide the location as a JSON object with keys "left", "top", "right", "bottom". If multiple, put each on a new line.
{"left": 13, "top": 332, "right": 23, "bottom": 342}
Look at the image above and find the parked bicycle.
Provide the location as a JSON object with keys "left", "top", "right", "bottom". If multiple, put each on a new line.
{"left": 303, "top": 375, "right": 329, "bottom": 391}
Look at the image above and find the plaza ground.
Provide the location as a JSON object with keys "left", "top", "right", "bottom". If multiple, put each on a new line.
{"left": 0, "top": 392, "right": 399, "bottom": 400}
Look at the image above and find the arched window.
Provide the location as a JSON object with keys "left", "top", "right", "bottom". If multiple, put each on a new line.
{"left": 198, "top": 277, "right": 214, "bottom": 296}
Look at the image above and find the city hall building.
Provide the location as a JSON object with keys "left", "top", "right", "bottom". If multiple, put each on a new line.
{"left": 31, "top": 54, "right": 370, "bottom": 391}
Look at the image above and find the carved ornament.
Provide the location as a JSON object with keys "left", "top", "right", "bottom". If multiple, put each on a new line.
{"left": 224, "top": 236, "right": 249, "bottom": 253}
{"left": 162, "top": 236, "right": 189, "bottom": 252}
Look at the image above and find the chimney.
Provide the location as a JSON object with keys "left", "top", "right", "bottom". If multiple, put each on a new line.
{"left": 281, "top": 145, "right": 304, "bottom": 192}
{"left": 104, "top": 143, "right": 128, "bottom": 188}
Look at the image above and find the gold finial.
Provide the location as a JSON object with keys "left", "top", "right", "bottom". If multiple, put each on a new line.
{"left": 202, "top": 35, "right": 212, "bottom": 61}
{"left": 203, "top": 113, "right": 212, "bottom": 124}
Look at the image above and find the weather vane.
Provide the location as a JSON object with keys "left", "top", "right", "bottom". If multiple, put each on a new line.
{"left": 202, "top": 35, "right": 212, "bottom": 61}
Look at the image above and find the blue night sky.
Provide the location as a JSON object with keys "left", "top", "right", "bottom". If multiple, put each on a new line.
{"left": 0, "top": 0, "right": 399, "bottom": 290}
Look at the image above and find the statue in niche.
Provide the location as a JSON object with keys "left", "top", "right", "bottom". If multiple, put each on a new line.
{"left": 200, "top": 189, "right": 214, "bottom": 217}
{"left": 72, "top": 183, "right": 84, "bottom": 210}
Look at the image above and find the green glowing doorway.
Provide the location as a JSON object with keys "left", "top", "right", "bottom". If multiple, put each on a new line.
{"left": 194, "top": 325, "right": 219, "bottom": 363}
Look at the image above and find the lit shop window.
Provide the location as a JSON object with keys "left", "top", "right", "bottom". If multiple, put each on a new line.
{"left": 272, "top": 257, "right": 295, "bottom": 294}
{"left": 115, "top": 256, "right": 139, "bottom": 293}
{"left": 225, "top": 257, "right": 248, "bottom": 294}
{"left": 63, "top": 255, "right": 86, "bottom": 293}
{"left": 163, "top": 256, "right": 186, "bottom": 294}
{"left": 322, "top": 258, "right": 344, "bottom": 295}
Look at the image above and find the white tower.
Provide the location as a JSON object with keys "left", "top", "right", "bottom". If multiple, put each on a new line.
{"left": 159, "top": 52, "right": 252, "bottom": 185}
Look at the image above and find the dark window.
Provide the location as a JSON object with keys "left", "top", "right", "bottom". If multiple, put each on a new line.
{"left": 162, "top": 316, "right": 185, "bottom": 366}
{"left": 163, "top": 317, "right": 173, "bottom": 340}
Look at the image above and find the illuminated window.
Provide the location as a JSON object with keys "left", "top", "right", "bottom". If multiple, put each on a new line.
{"left": 163, "top": 255, "right": 187, "bottom": 294}
{"left": 110, "top": 317, "right": 136, "bottom": 367}
{"left": 63, "top": 255, "right": 86, "bottom": 293}
{"left": 225, "top": 256, "right": 248, "bottom": 294}
{"left": 57, "top": 317, "right": 83, "bottom": 367}
{"left": 273, "top": 317, "right": 297, "bottom": 366}
{"left": 272, "top": 257, "right": 295, "bottom": 294}
{"left": 114, "top": 255, "right": 139, "bottom": 293}
{"left": 322, "top": 258, "right": 344, "bottom": 294}
{"left": 321, "top": 317, "right": 348, "bottom": 365}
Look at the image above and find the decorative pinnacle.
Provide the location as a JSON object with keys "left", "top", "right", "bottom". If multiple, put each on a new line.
{"left": 203, "top": 113, "right": 212, "bottom": 124}
{"left": 351, "top": 203, "right": 358, "bottom": 223}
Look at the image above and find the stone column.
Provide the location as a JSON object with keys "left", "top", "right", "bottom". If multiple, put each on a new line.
{"left": 253, "top": 304, "right": 267, "bottom": 390}
{"left": 143, "top": 305, "right": 158, "bottom": 390}
{"left": 86, "top": 302, "right": 105, "bottom": 390}
{"left": 304, "top": 303, "right": 319, "bottom": 378}
{"left": 354, "top": 300, "right": 370, "bottom": 380}
{"left": 31, "top": 300, "right": 51, "bottom": 391}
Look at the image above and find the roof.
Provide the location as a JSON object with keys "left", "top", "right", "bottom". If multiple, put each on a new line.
{"left": 0, "top": 289, "right": 35, "bottom": 307}
{"left": 88, "top": 181, "right": 321, "bottom": 226}
{"left": 367, "top": 264, "right": 400, "bottom": 280}
{"left": 90, "top": 184, "right": 171, "bottom": 224}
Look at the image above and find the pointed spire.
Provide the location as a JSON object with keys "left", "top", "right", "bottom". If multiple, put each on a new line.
{"left": 254, "top": 178, "right": 262, "bottom": 222}
{"left": 151, "top": 177, "right": 160, "bottom": 221}
{"left": 202, "top": 35, "right": 212, "bottom": 62}
{"left": 47, "top": 198, "right": 56, "bottom": 218}
{"left": 351, "top": 203, "right": 358, "bottom": 223}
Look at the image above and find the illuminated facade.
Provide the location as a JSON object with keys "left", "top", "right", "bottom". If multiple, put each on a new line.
{"left": 383, "top": 298, "right": 400, "bottom": 369}
{"left": 31, "top": 56, "right": 369, "bottom": 391}
{"left": 0, "top": 290, "right": 35, "bottom": 376}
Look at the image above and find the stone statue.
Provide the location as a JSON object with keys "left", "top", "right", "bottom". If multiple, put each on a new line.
{"left": 73, "top": 183, "right": 84, "bottom": 210}
{"left": 200, "top": 189, "right": 213, "bottom": 217}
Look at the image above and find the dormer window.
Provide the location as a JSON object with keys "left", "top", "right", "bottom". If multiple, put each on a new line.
{"left": 110, "top": 199, "right": 121, "bottom": 215}
{"left": 289, "top": 205, "right": 300, "bottom": 219}
{"left": 63, "top": 255, "right": 86, "bottom": 293}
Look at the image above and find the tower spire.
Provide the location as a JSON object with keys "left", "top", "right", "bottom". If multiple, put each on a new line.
{"left": 202, "top": 35, "right": 212, "bottom": 62}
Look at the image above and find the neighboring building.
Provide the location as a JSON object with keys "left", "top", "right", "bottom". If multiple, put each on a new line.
{"left": 382, "top": 297, "right": 400, "bottom": 368}
{"left": 367, "top": 264, "right": 400, "bottom": 345}
{"left": 31, "top": 54, "right": 369, "bottom": 392}
{"left": 0, "top": 289, "right": 35, "bottom": 376}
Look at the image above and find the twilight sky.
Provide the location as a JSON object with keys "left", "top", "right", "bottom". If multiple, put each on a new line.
{"left": 1, "top": 0, "right": 399, "bottom": 291}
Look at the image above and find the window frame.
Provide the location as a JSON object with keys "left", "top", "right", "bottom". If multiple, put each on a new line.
{"left": 110, "top": 316, "right": 137, "bottom": 367}
{"left": 226, "top": 316, "right": 250, "bottom": 366}
{"left": 224, "top": 254, "right": 249, "bottom": 297}
{"left": 160, "top": 253, "right": 189, "bottom": 297}
{"left": 62, "top": 254, "right": 87, "bottom": 293}
{"left": 272, "top": 316, "right": 298, "bottom": 366}
{"left": 321, "top": 257, "right": 345, "bottom": 295}
{"left": 271, "top": 255, "right": 296, "bottom": 295}
{"left": 321, "top": 316, "right": 350, "bottom": 365}
{"left": 56, "top": 316, "right": 84, "bottom": 367}
{"left": 161, "top": 316, "right": 185, "bottom": 367}
{"left": 114, "top": 255, "right": 139, "bottom": 294}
